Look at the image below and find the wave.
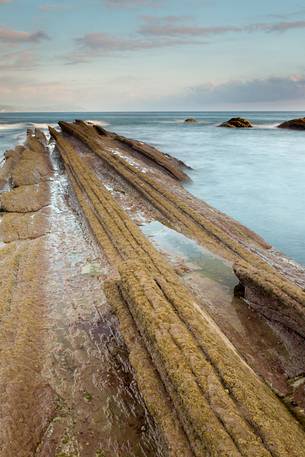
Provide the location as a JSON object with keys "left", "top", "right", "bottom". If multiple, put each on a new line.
{"left": 85, "top": 119, "right": 110, "bottom": 127}
{"left": 0, "top": 122, "right": 57, "bottom": 132}
{"left": 29, "top": 122, "right": 57, "bottom": 130}
{"left": 159, "top": 119, "right": 209, "bottom": 125}
{"left": 253, "top": 123, "right": 279, "bottom": 129}
{"left": 0, "top": 123, "right": 26, "bottom": 131}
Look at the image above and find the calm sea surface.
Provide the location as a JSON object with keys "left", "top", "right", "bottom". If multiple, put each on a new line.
{"left": 1, "top": 111, "right": 304, "bottom": 264}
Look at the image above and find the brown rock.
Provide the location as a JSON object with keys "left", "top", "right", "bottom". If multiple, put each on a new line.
{"left": 0, "top": 208, "right": 51, "bottom": 242}
{"left": 278, "top": 118, "right": 305, "bottom": 130}
{"left": 0, "top": 182, "right": 50, "bottom": 213}
{"left": 11, "top": 147, "right": 52, "bottom": 187}
{"left": 219, "top": 117, "right": 253, "bottom": 128}
{"left": 0, "top": 147, "right": 24, "bottom": 190}
{"left": 184, "top": 118, "right": 198, "bottom": 123}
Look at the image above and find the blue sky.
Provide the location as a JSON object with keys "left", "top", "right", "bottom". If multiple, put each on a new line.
{"left": 0, "top": 0, "right": 305, "bottom": 111}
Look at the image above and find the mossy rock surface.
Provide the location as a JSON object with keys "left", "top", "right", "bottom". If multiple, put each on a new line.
{"left": 278, "top": 117, "right": 305, "bottom": 130}
{"left": 219, "top": 117, "right": 253, "bottom": 128}
{"left": 49, "top": 124, "right": 305, "bottom": 457}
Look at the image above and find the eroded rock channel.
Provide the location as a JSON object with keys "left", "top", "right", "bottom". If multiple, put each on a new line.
{"left": 0, "top": 123, "right": 304, "bottom": 457}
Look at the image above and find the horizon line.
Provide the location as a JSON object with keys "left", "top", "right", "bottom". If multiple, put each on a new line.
{"left": 1, "top": 109, "right": 305, "bottom": 114}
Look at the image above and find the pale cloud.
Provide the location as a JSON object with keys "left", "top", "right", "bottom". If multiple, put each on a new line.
{"left": 0, "top": 0, "right": 12, "bottom": 4}
{"left": 0, "top": 26, "right": 49, "bottom": 44}
{"left": 76, "top": 31, "right": 196, "bottom": 50}
{"left": 139, "top": 15, "right": 305, "bottom": 37}
{"left": 68, "top": 31, "right": 204, "bottom": 63}
{"left": 249, "top": 20, "right": 305, "bottom": 33}
{"left": 139, "top": 16, "right": 242, "bottom": 37}
{"left": 76, "top": 32, "right": 151, "bottom": 50}
{"left": 69, "top": 15, "right": 305, "bottom": 65}
{"left": 0, "top": 49, "right": 40, "bottom": 70}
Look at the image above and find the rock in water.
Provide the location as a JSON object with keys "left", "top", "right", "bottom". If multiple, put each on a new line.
{"left": 184, "top": 118, "right": 198, "bottom": 123}
{"left": 278, "top": 118, "right": 305, "bottom": 130}
{"left": 219, "top": 117, "right": 253, "bottom": 128}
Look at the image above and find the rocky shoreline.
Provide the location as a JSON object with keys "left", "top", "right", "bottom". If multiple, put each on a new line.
{"left": 0, "top": 123, "right": 305, "bottom": 456}
{"left": 182, "top": 116, "right": 305, "bottom": 129}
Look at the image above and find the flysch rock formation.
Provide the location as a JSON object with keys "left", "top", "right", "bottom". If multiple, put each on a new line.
{"left": 1, "top": 122, "right": 305, "bottom": 456}
{"left": 0, "top": 129, "right": 161, "bottom": 457}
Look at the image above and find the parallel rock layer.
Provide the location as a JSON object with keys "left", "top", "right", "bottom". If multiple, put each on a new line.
{"left": 53, "top": 120, "right": 305, "bottom": 339}
{"left": 50, "top": 125, "right": 305, "bottom": 457}
{"left": 0, "top": 130, "right": 57, "bottom": 455}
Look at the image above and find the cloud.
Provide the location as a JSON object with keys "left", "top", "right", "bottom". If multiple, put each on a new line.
{"left": 0, "top": 26, "right": 49, "bottom": 44}
{"left": 76, "top": 32, "right": 148, "bottom": 51}
{"left": 248, "top": 20, "right": 305, "bottom": 33}
{"left": 139, "top": 16, "right": 242, "bottom": 37}
{"left": 68, "top": 15, "right": 305, "bottom": 64}
{"left": 0, "top": 0, "right": 12, "bottom": 4}
{"left": 68, "top": 31, "right": 204, "bottom": 63}
{"left": 139, "top": 15, "right": 305, "bottom": 37}
{"left": 184, "top": 75, "right": 305, "bottom": 105}
{"left": 76, "top": 31, "right": 187, "bottom": 50}
{"left": 0, "top": 49, "right": 40, "bottom": 70}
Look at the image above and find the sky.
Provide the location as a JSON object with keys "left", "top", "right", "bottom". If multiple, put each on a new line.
{"left": 0, "top": 0, "right": 305, "bottom": 111}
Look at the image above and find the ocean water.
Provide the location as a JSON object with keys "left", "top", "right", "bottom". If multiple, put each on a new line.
{"left": 1, "top": 111, "right": 304, "bottom": 265}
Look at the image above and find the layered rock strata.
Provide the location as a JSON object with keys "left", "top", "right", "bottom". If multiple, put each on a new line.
{"left": 0, "top": 130, "right": 57, "bottom": 455}
{"left": 91, "top": 121, "right": 190, "bottom": 181}
{"left": 50, "top": 126, "right": 305, "bottom": 456}
{"left": 52, "top": 121, "right": 305, "bottom": 340}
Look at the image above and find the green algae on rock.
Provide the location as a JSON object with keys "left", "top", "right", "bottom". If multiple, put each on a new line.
{"left": 49, "top": 124, "right": 305, "bottom": 456}
{"left": 50, "top": 121, "right": 305, "bottom": 344}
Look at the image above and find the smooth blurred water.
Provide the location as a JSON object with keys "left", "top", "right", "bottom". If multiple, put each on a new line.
{"left": 1, "top": 111, "right": 304, "bottom": 264}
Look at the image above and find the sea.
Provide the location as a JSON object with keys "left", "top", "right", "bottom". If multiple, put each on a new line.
{"left": 0, "top": 111, "right": 304, "bottom": 265}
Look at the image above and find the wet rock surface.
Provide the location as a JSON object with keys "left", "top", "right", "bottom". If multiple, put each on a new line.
{"left": 219, "top": 117, "right": 253, "bottom": 128}
{"left": 278, "top": 117, "right": 305, "bottom": 130}
{"left": 0, "top": 130, "right": 159, "bottom": 457}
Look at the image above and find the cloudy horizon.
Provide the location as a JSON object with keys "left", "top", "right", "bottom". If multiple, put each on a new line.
{"left": 1, "top": 0, "right": 305, "bottom": 111}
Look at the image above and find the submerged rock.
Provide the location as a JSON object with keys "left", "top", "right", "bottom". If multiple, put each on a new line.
{"left": 184, "top": 118, "right": 198, "bottom": 124}
{"left": 219, "top": 117, "right": 253, "bottom": 128}
{"left": 278, "top": 118, "right": 305, "bottom": 130}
